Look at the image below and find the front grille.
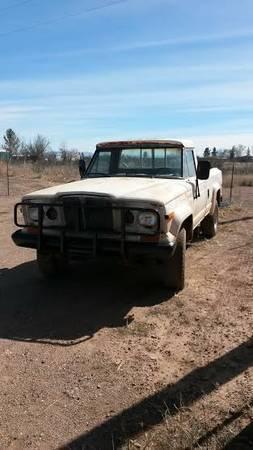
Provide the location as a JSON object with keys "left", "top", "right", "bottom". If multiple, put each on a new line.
{"left": 63, "top": 197, "right": 83, "bottom": 232}
{"left": 62, "top": 196, "right": 113, "bottom": 232}
{"left": 85, "top": 198, "right": 113, "bottom": 231}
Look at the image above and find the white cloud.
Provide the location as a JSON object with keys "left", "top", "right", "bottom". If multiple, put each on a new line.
{"left": 28, "top": 28, "right": 253, "bottom": 58}
{"left": 0, "top": 105, "right": 46, "bottom": 123}
{"left": 1, "top": 71, "right": 253, "bottom": 109}
{"left": 96, "top": 28, "right": 253, "bottom": 53}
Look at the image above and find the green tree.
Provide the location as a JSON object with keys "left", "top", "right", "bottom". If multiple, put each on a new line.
{"left": 28, "top": 134, "right": 50, "bottom": 162}
{"left": 59, "top": 144, "right": 79, "bottom": 163}
{"left": 59, "top": 144, "right": 71, "bottom": 163}
{"left": 230, "top": 148, "right": 235, "bottom": 160}
{"left": 211, "top": 147, "right": 217, "bottom": 157}
{"left": 203, "top": 147, "right": 210, "bottom": 158}
{"left": 46, "top": 151, "right": 57, "bottom": 163}
{"left": 19, "top": 140, "right": 29, "bottom": 160}
{"left": 231, "top": 144, "right": 246, "bottom": 158}
{"left": 236, "top": 144, "right": 246, "bottom": 157}
{"left": 2, "top": 128, "right": 20, "bottom": 157}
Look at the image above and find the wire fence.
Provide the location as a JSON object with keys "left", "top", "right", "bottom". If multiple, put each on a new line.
{"left": 207, "top": 158, "right": 253, "bottom": 205}
{"left": 0, "top": 158, "right": 90, "bottom": 197}
{"left": 0, "top": 158, "right": 252, "bottom": 201}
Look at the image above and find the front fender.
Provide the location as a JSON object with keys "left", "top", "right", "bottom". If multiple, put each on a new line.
{"left": 169, "top": 205, "right": 193, "bottom": 238}
{"left": 210, "top": 182, "right": 222, "bottom": 214}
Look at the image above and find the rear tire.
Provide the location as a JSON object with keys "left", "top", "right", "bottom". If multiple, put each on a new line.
{"left": 202, "top": 202, "right": 218, "bottom": 238}
{"left": 159, "top": 228, "right": 186, "bottom": 291}
{"left": 37, "top": 251, "right": 68, "bottom": 278}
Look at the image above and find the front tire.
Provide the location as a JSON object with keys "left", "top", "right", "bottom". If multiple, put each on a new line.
{"left": 159, "top": 228, "right": 186, "bottom": 291}
{"left": 37, "top": 251, "right": 68, "bottom": 278}
{"left": 201, "top": 202, "right": 218, "bottom": 238}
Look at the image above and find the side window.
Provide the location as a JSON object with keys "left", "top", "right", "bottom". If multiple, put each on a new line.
{"left": 183, "top": 152, "right": 189, "bottom": 177}
{"left": 90, "top": 151, "right": 111, "bottom": 174}
{"left": 186, "top": 151, "right": 196, "bottom": 177}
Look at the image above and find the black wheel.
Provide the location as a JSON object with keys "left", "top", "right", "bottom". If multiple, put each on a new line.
{"left": 159, "top": 228, "right": 186, "bottom": 291}
{"left": 202, "top": 202, "right": 218, "bottom": 238}
{"left": 37, "top": 251, "right": 68, "bottom": 277}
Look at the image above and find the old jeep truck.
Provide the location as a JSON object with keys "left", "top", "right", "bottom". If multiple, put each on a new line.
{"left": 12, "top": 140, "right": 222, "bottom": 290}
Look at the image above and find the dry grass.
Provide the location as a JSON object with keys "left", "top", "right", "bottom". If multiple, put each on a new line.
{"left": 223, "top": 173, "right": 253, "bottom": 187}
{"left": 123, "top": 395, "right": 253, "bottom": 450}
{"left": 0, "top": 161, "right": 81, "bottom": 197}
{"left": 117, "top": 320, "right": 155, "bottom": 337}
{"left": 40, "top": 164, "right": 78, "bottom": 183}
{"left": 218, "top": 161, "right": 253, "bottom": 187}
{"left": 0, "top": 160, "right": 8, "bottom": 176}
{"left": 10, "top": 161, "right": 78, "bottom": 182}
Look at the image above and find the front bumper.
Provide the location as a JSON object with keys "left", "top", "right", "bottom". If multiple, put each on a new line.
{"left": 12, "top": 229, "right": 176, "bottom": 262}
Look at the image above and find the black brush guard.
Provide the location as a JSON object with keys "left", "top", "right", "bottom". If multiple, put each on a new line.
{"left": 12, "top": 199, "right": 169, "bottom": 260}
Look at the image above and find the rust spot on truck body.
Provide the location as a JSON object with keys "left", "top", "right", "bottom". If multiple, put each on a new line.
{"left": 96, "top": 140, "right": 192, "bottom": 150}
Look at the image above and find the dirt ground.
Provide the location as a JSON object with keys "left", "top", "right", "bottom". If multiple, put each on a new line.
{"left": 0, "top": 175, "right": 252, "bottom": 450}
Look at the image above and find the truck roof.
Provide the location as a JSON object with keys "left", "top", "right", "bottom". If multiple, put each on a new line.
{"left": 96, "top": 139, "right": 194, "bottom": 150}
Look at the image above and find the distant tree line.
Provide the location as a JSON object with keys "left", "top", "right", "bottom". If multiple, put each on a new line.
{"left": 1, "top": 128, "right": 84, "bottom": 163}
{"left": 1, "top": 128, "right": 253, "bottom": 163}
{"left": 203, "top": 145, "right": 252, "bottom": 160}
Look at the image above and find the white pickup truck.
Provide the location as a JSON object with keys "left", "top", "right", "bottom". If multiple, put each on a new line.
{"left": 13, "top": 140, "right": 222, "bottom": 290}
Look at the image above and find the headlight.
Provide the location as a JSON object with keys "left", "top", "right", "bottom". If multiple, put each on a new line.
{"left": 27, "top": 204, "right": 59, "bottom": 223}
{"left": 46, "top": 207, "right": 58, "bottom": 221}
{"left": 28, "top": 205, "right": 39, "bottom": 222}
{"left": 138, "top": 211, "right": 157, "bottom": 228}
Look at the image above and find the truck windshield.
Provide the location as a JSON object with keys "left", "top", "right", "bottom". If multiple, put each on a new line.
{"left": 86, "top": 148, "right": 182, "bottom": 178}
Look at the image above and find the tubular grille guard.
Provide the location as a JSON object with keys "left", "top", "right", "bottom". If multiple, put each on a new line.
{"left": 14, "top": 201, "right": 160, "bottom": 257}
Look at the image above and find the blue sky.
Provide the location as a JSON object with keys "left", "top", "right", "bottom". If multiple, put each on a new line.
{"left": 0, "top": 0, "right": 253, "bottom": 153}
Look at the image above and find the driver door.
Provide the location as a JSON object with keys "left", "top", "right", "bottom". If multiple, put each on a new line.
{"left": 184, "top": 150, "right": 208, "bottom": 227}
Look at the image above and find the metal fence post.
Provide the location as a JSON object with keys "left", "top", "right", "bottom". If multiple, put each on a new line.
{"left": 6, "top": 157, "right": 10, "bottom": 196}
{"left": 229, "top": 162, "right": 235, "bottom": 203}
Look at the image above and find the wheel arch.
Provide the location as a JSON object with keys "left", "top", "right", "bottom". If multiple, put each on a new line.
{"left": 210, "top": 184, "right": 222, "bottom": 214}
{"left": 216, "top": 189, "right": 222, "bottom": 206}
{"left": 181, "top": 215, "right": 193, "bottom": 242}
{"left": 170, "top": 207, "right": 193, "bottom": 243}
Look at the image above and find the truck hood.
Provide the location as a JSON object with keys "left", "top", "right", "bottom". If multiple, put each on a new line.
{"left": 23, "top": 177, "right": 189, "bottom": 205}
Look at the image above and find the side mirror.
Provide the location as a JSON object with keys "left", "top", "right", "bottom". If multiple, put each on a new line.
{"left": 79, "top": 158, "right": 86, "bottom": 178}
{"left": 197, "top": 160, "right": 210, "bottom": 180}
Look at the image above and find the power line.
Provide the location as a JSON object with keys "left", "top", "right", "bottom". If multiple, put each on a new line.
{"left": 0, "top": 0, "right": 129, "bottom": 37}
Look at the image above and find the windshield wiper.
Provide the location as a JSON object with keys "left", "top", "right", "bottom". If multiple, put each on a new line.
{"left": 114, "top": 173, "right": 153, "bottom": 177}
{"left": 115, "top": 173, "right": 179, "bottom": 178}
{"left": 153, "top": 174, "right": 179, "bottom": 179}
